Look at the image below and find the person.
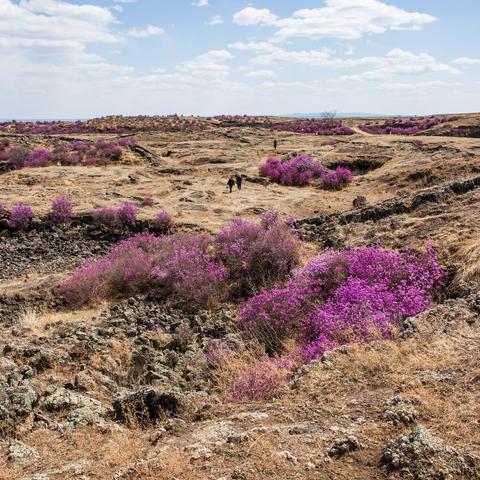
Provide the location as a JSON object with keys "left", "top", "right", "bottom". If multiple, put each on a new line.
{"left": 235, "top": 174, "right": 243, "bottom": 190}
{"left": 227, "top": 176, "right": 235, "bottom": 193}
{"left": 273, "top": 139, "right": 277, "bottom": 151}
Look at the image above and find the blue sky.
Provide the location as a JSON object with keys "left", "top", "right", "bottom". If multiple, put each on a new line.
{"left": 1, "top": 0, "right": 479, "bottom": 117}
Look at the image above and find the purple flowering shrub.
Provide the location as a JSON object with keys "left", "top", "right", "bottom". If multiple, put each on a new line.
{"left": 152, "top": 210, "right": 173, "bottom": 233}
{"left": 259, "top": 154, "right": 352, "bottom": 189}
{"left": 51, "top": 195, "right": 74, "bottom": 224}
{"left": 215, "top": 213, "right": 301, "bottom": 293}
{"left": 358, "top": 116, "right": 459, "bottom": 135}
{"left": 271, "top": 119, "right": 354, "bottom": 136}
{"left": 92, "top": 202, "right": 138, "bottom": 228}
{"left": 58, "top": 233, "right": 227, "bottom": 308}
{"left": 9, "top": 203, "right": 34, "bottom": 230}
{"left": 0, "top": 137, "right": 134, "bottom": 170}
{"left": 117, "top": 202, "right": 138, "bottom": 227}
{"left": 141, "top": 196, "right": 154, "bottom": 207}
{"left": 238, "top": 246, "right": 444, "bottom": 363}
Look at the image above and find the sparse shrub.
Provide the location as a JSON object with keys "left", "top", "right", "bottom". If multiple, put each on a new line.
{"left": 229, "top": 357, "right": 293, "bottom": 401}
{"left": 0, "top": 202, "right": 5, "bottom": 215}
{"left": 215, "top": 214, "right": 301, "bottom": 293}
{"left": 51, "top": 195, "right": 74, "bottom": 224}
{"left": 9, "top": 203, "right": 33, "bottom": 229}
{"left": 205, "top": 338, "right": 235, "bottom": 367}
{"left": 152, "top": 210, "right": 173, "bottom": 233}
{"left": 6, "top": 146, "right": 31, "bottom": 169}
{"left": 92, "top": 206, "right": 119, "bottom": 228}
{"left": 117, "top": 201, "right": 138, "bottom": 227}
{"left": 141, "top": 196, "right": 154, "bottom": 207}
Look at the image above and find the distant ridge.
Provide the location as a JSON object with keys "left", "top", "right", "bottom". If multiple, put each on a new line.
{"left": 283, "top": 112, "right": 387, "bottom": 118}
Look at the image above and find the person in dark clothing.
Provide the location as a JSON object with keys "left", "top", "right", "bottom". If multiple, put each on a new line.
{"left": 273, "top": 139, "right": 277, "bottom": 151}
{"left": 227, "top": 177, "right": 235, "bottom": 193}
{"left": 235, "top": 174, "right": 243, "bottom": 190}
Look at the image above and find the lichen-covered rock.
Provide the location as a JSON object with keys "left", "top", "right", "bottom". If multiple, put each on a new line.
{"left": 382, "top": 426, "right": 479, "bottom": 479}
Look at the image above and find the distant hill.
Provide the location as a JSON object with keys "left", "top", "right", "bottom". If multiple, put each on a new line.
{"left": 282, "top": 112, "right": 387, "bottom": 119}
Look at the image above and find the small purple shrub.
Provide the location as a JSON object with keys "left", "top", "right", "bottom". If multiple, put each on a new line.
{"left": 215, "top": 215, "right": 301, "bottom": 293}
{"left": 9, "top": 203, "right": 33, "bottom": 229}
{"left": 117, "top": 201, "right": 138, "bottom": 227}
{"left": 51, "top": 195, "right": 74, "bottom": 224}
{"left": 92, "top": 206, "right": 119, "bottom": 228}
{"left": 141, "top": 196, "right": 154, "bottom": 207}
{"left": 152, "top": 210, "right": 173, "bottom": 233}
{"left": 24, "top": 148, "right": 53, "bottom": 168}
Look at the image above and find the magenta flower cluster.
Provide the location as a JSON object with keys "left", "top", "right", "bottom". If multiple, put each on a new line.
{"left": 271, "top": 119, "right": 354, "bottom": 136}
{"left": 215, "top": 212, "right": 301, "bottom": 293}
{"left": 358, "top": 115, "right": 459, "bottom": 135}
{"left": 58, "top": 212, "right": 301, "bottom": 306}
{"left": 0, "top": 116, "right": 205, "bottom": 135}
{"left": 0, "top": 137, "right": 137, "bottom": 170}
{"left": 260, "top": 154, "right": 353, "bottom": 189}
{"left": 238, "top": 246, "right": 445, "bottom": 365}
{"left": 9, "top": 203, "right": 34, "bottom": 230}
{"left": 92, "top": 202, "right": 138, "bottom": 228}
{"left": 51, "top": 195, "right": 74, "bottom": 224}
{"left": 57, "top": 233, "right": 227, "bottom": 308}
{"left": 152, "top": 210, "right": 174, "bottom": 233}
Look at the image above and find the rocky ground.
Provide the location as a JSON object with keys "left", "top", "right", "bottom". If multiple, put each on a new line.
{"left": 0, "top": 115, "right": 479, "bottom": 479}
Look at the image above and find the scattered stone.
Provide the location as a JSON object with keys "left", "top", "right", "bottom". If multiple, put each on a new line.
{"left": 327, "top": 436, "right": 361, "bottom": 458}
{"left": 8, "top": 440, "right": 40, "bottom": 463}
{"left": 277, "top": 450, "right": 298, "bottom": 464}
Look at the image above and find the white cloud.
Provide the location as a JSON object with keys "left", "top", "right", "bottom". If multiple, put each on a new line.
{"left": 452, "top": 57, "right": 480, "bottom": 65}
{"left": 192, "top": 0, "right": 208, "bottom": 6}
{"left": 233, "top": 7, "right": 278, "bottom": 26}
{"left": 208, "top": 15, "right": 224, "bottom": 26}
{"left": 233, "top": 1, "right": 436, "bottom": 40}
{"left": 244, "top": 70, "right": 277, "bottom": 78}
{"left": 127, "top": 25, "right": 165, "bottom": 37}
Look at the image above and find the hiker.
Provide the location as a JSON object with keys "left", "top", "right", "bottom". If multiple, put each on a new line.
{"left": 235, "top": 174, "right": 243, "bottom": 190}
{"left": 273, "top": 139, "right": 278, "bottom": 151}
{"left": 227, "top": 176, "right": 235, "bottom": 193}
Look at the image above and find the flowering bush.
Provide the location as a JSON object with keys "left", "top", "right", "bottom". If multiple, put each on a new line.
{"left": 215, "top": 214, "right": 301, "bottom": 293}
{"left": 358, "top": 116, "right": 459, "bottom": 135}
{"left": 92, "top": 202, "right": 138, "bottom": 229}
{"left": 152, "top": 210, "right": 173, "bottom": 233}
{"left": 117, "top": 202, "right": 138, "bottom": 227}
{"left": 9, "top": 203, "right": 33, "bottom": 229}
{"left": 51, "top": 195, "right": 74, "bottom": 224}
{"left": 58, "top": 233, "right": 227, "bottom": 308}
{"left": 259, "top": 154, "right": 352, "bottom": 189}
{"left": 271, "top": 119, "right": 354, "bottom": 136}
{"left": 237, "top": 246, "right": 445, "bottom": 364}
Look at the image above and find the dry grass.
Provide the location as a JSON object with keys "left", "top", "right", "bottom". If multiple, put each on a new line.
{"left": 452, "top": 237, "right": 480, "bottom": 287}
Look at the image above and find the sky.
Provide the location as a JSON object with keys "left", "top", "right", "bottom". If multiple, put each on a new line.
{"left": 1, "top": 0, "right": 479, "bottom": 118}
